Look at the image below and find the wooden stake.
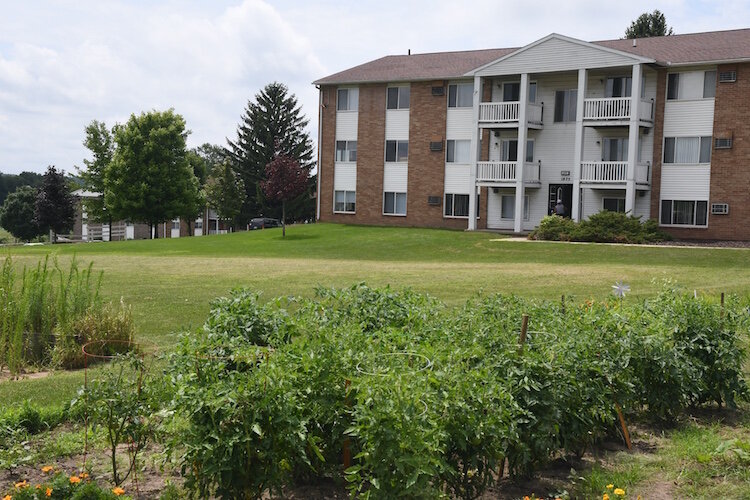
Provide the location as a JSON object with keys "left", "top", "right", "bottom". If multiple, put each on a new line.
{"left": 561, "top": 295, "right": 566, "bottom": 315}
{"left": 615, "top": 402, "right": 632, "bottom": 450}
{"left": 343, "top": 379, "right": 352, "bottom": 469}
{"left": 519, "top": 314, "right": 529, "bottom": 351}
{"left": 721, "top": 292, "right": 725, "bottom": 319}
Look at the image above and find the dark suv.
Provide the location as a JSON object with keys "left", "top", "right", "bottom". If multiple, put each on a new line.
{"left": 249, "top": 217, "right": 281, "bottom": 230}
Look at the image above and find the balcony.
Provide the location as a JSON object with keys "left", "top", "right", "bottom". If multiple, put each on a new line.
{"left": 478, "top": 102, "right": 543, "bottom": 128}
{"left": 580, "top": 161, "right": 651, "bottom": 185}
{"left": 583, "top": 97, "right": 654, "bottom": 125}
{"left": 476, "top": 161, "right": 541, "bottom": 185}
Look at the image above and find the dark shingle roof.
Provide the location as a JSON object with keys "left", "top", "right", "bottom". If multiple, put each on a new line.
{"left": 314, "top": 28, "right": 750, "bottom": 85}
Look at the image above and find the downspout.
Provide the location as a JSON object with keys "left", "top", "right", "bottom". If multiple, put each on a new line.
{"left": 316, "top": 85, "right": 323, "bottom": 221}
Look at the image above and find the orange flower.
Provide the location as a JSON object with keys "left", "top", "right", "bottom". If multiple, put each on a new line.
{"left": 79, "top": 472, "right": 89, "bottom": 479}
{"left": 36, "top": 485, "right": 42, "bottom": 490}
{"left": 69, "top": 475, "right": 81, "bottom": 484}
{"left": 112, "top": 486, "right": 126, "bottom": 496}
{"left": 3, "top": 494, "right": 11, "bottom": 500}
{"left": 41, "top": 465, "right": 54, "bottom": 473}
{"left": 14, "top": 480, "right": 28, "bottom": 489}
{"left": 46, "top": 488, "right": 53, "bottom": 497}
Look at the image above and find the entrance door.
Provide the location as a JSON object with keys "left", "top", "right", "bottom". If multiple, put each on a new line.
{"left": 548, "top": 184, "right": 573, "bottom": 217}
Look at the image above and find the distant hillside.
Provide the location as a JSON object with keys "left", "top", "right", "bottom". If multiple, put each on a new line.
{"left": 0, "top": 171, "right": 44, "bottom": 205}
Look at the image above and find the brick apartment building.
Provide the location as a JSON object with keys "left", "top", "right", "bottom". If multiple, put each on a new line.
{"left": 314, "top": 29, "right": 750, "bottom": 240}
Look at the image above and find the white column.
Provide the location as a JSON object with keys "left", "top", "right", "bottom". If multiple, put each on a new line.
{"left": 626, "top": 63, "right": 642, "bottom": 214}
{"left": 468, "top": 76, "right": 482, "bottom": 230}
{"left": 571, "top": 68, "right": 587, "bottom": 221}
{"left": 514, "top": 73, "right": 529, "bottom": 233}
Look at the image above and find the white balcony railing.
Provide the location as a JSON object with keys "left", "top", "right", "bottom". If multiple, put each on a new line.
{"left": 479, "top": 102, "right": 519, "bottom": 122}
{"left": 476, "top": 162, "right": 540, "bottom": 183}
{"left": 528, "top": 103, "right": 543, "bottom": 124}
{"left": 583, "top": 97, "right": 654, "bottom": 122}
{"left": 580, "top": 162, "right": 651, "bottom": 184}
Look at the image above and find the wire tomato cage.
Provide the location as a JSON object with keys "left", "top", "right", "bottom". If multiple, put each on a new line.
{"left": 81, "top": 339, "right": 157, "bottom": 497}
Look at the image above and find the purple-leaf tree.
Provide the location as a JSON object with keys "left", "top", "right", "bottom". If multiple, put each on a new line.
{"left": 261, "top": 153, "right": 308, "bottom": 237}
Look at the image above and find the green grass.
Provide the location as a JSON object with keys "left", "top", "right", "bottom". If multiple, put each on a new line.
{"left": 1, "top": 223, "right": 749, "bottom": 497}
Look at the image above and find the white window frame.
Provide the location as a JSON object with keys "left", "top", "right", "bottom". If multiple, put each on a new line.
{"left": 334, "top": 190, "right": 356, "bottom": 214}
{"left": 446, "top": 139, "right": 471, "bottom": 163}
{"left": 500, "top": 194, "right": 530, "bottom": 220}
{"left": 602, "top": 137, "right": 629, "bottom": 162}
{"left": 500, "top": 139, "right": 534, "bottom": 163}
{"left": 337, "top": 88, "right": 359, "bottom": 111}
{"left": 385, "top": 140, "right": 409, "bottom": 163}
{"left": 383, "top": 192, "right": 407, "bottom": 216}
{"left": 602, "top": 197, "right": 626, "bottom": 213}
{"left": 660, "top": 199, "right": 709, "bottom": 227}
{"left": 386, "top": 86, "right": 410, "bottom": 110}
{"left": 171, "top": 218, "right": 180, "bottom": 230}
{"left": 336, "top": 140, "right": 357, "bottom": 162}
{"left": 667, "top": 71, "right": 717, "bottom": 101}
{"left": 447, "top": 83, "right": 473, "bottom": 108}
{"left": 663, "top": 136, "right": 712, "bottom": 165}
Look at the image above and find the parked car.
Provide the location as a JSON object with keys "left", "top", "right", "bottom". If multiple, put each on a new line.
{"left": 249, "top": 217, "right": 281, "bottom": 230}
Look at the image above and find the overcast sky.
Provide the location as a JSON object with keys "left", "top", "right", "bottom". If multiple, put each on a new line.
{"left": 1, "top": 0, "right": 748, "bottom": 175}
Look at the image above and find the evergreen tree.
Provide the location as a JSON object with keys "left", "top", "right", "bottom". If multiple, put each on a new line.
{"left": 226, "top": 82, "right": 314, "bottom": 223}
{"left": 79, "top": 120, "right": 115, "bottom": 222}
{"left": 625, "top": 10, "right": 673, "bottom": 38}
{"left": 35, "top": 166, "right": 76, "bottom": 242}
{"left": 0, "top": 186, "right": 43, "bottom": 241}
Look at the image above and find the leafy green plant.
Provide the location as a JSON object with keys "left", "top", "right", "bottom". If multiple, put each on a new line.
{"left": 3, "top": 471, "right": 131, "bottom": 499}
{"left": 530, "top": 211, "right": 669, "bottom": 243}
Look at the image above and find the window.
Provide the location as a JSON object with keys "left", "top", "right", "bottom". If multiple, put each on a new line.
{"left": 660, "top": 200, "right": 708, "bottom": 226}
{"left": 334, "top": 190, "right": 356, "bottom": 213}
{"left": 385, "top": 140, "right": 408, "bottom": 162}
{"left": 336, "top": 141, "right": 357, "bottom": 162}
{"left": 606, "top": 77, "right": 632, "bottom": 98}
{"left": 444, "top": 193, "right": 479, "bottom": 218}
{"left": 448, "top": 83, "right": 473, "bottom": 108}
{"left": 501, "top": 139, "right": 534, "bottom": 162}
{"left": 603, "top": 198, "right": 626, "bottom": 213}
{"left": 554, "top": 89, "right": 577, "bottom": 122}
{"left": 503, "top": 82, "right": 520, "bottom": 102}
{"left": 528, "top": 82, "right": 537, "bottom": 103}
{"left": 663, "top": 136, "right": 711, "bottom": 164}
{"left": 703, "top": 71, "right": 716, "bottom": 98}
{"left": 171, "top": 219, "right": 180, "bottom": 230}
{"left": 446, "top": 140, "right": 470, "bottom": 163}
{"left": 384, "top": 192, "right": 407, "bottom": 215}
{"left": 195, "top": 218, "right": 203, "bottom": 230}
{"left": 386, "top": 86, "right": 410, "bottom": 109}
{"left": 667, "top": 73, "right": 679, "bottom": 100}
{"left": 602, "top": 138, "right": 629, "bottom": 162}
{"left": 500, "top": 195, "right": 530, "bottom": 220}
{"left": 337, "top": 88, "right": 358, "bottom": 111}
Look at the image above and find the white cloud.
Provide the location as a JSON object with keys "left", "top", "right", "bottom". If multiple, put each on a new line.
{"left": 0, "top": 0, "right": 747, "bottom": 174}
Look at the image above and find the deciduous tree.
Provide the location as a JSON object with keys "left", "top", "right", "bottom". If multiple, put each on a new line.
{"left": 205, "top": 162, "right": 246, "bottom": 232}
{"left": 0, "top": 186, "right": 43, "bottom": 241}
{"left": 261, "top": 154, "right": 308, "bottom": 237}
{"left": 35, "top": 166, "right": 76, "bottom": 242}
{"left": 104, "top": 109, "right": 200, "bottom": 239}
{"left": 226, "top": 82, "right": 314, "bottom": 223}
{"left": 79, "top": 120, "right": 115, "bottom": 222}
{"left": 625, "top": 10, "right": 673, "bottom": 38}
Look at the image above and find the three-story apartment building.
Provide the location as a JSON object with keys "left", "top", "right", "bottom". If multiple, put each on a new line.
{"left": 314, "top": 29, "right": 750, "bottom": 240}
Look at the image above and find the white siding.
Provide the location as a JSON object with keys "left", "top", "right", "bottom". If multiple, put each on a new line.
{"left": 660, "top": 165, "right": 711, "bottom": 199}
{"left": 334, "top": 164, "right": 357, "bottom": 191}
{"left": 476, "top": 37, "right": 646, "bottom": 76}
{"left": 634, "top": 192, "right": 651, "bottom": 220}
{"left": 444, "top": 165, "right": 472, "bottom": 194}
{"left": 487, "top": 189, "right": 514, "bottom": 230}
{"left": 335, "top": 112, "right": 358, "bottom": 140}
{"left": 385, "top": 110, "right": 409, "bottom": 139}
{"left": 523, "top": 188, "right": 547, "bottom": 231}
{"left": 383, "top": 164, "right": 408, "bottom": 192}
{"left": 446, "top": 108, "right": 473, "bottom": 140}
{"left": 663, "top": 100, "right": 715, "bottom": 136}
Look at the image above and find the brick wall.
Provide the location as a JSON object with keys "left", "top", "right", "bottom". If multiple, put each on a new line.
{"left": 649, "top": 69, "right": 666, "bottom": 228}
{"left": 656, "top": 63, "right": 750, "bottom": 241}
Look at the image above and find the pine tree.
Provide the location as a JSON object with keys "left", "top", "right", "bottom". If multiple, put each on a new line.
{"left": 226, "top": 82, "right": 314, "bottom": 223}
{"left": 625, "top": 10, "right": 673, "bottom": 39}
{"left": 35, "top": 166, "right": 76, "bottom": 242}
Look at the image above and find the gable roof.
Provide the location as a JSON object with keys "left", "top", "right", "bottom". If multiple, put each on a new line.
{"left": 595, "top": 28, "right": 750, "bottom": 65}
{"left": 469, "top": 33, "right": 654, "bottom": 77}
{"left": 313, "top": 48, "right": 515, "bottom": 85}
{"left": 314, "top": 28, "right": 750, "bottom": 85}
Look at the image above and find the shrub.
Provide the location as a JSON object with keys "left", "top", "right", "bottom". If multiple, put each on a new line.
{"left": 530, "top": 211, "right": 670, "bottom": 244}
{"left": 528, "top": 215, "right": 576, "bottom": 241}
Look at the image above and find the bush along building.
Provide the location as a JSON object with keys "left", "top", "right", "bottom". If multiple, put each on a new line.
{"left": 314, "top": 29, "right": 750, "bottom": 240}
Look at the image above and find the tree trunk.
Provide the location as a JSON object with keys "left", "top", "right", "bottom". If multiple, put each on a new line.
{"left": 282, "top": 201, "right": 286, "bottom": 237}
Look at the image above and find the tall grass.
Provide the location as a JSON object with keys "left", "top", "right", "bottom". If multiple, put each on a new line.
{"left": 0, "top": 255, "right": 107, "bottom": 375}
